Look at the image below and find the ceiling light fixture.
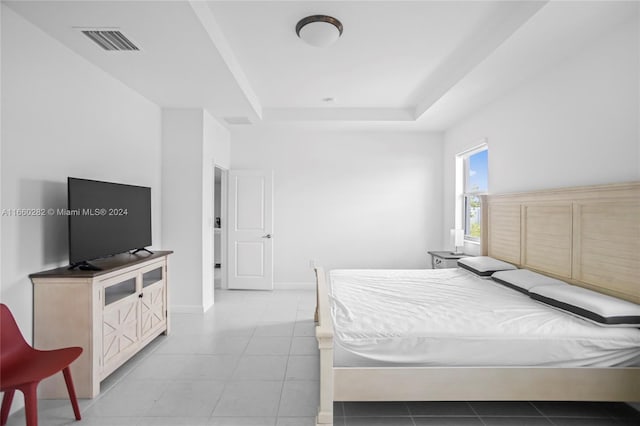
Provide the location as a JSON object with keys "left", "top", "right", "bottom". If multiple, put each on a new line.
{"left": 296, "top": 15, "right": 343, "bottom": 48}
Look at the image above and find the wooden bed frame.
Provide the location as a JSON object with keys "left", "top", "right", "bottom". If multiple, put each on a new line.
{"left": 314, "top": 182, "right": 640, "bottom": 425}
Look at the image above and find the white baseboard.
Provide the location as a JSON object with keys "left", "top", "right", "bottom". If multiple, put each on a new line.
{"left": 274, "top": 281, "right": 315, "bottom": 290}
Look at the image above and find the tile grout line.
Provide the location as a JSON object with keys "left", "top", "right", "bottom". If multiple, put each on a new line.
{"left": 466, "top": 401, "right": 487, "bottom": 426}
{"left": 405, "top": 401, "right": 418, "bottom": 426}
{"left": 274, "top": 307, "right": 296, "bottom": 421}
{"left": 207, "top": 310, "right": 250, "bottom": 419}
{"left": 530, "top": 401, "right": 555, "bottom": 425}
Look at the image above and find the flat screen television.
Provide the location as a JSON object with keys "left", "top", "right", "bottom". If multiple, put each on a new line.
{"left": 68, "top": 177, "right": 152, "bottom": 270}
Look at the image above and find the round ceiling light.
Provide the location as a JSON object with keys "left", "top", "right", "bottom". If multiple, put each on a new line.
{"left": 296, "top": 15, "right": 343, "bottom": 48}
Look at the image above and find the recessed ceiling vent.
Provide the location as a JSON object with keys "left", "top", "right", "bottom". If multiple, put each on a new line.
{"left": 81, "top": 30, "right": 139, "bottom": 51}
{"left": 224, "top": 117, "right": 252, "bottom": 125}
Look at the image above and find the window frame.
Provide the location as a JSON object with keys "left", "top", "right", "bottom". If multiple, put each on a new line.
{"left": 455, "top": 142, "right": 488, "bottom": 245}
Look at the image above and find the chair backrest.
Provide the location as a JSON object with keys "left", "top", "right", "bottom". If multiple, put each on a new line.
{"left": 0, "top": 303, "right": 32, "bottom": 367}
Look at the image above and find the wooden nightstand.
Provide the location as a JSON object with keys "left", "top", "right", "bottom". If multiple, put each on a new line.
{"left": 428, "top": 251, "right": 471, "bottom": 269}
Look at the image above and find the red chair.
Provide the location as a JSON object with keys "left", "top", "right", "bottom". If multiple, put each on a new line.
{"left": 0, "top": 303, "right": 82, "bottom": 426}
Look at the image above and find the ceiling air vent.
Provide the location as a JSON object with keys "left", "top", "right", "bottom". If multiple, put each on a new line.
{"left": 224, "top": 117, "right": 252, "bottom": 125}
{"left": 82, "top": 30, "right": 139, "bottom": 51}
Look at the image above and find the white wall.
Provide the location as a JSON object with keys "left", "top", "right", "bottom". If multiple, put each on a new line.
{"left": 162, "top": 109, "right": 230, "bottom": 312}
{"left": 231, "top": 127, "right": 444, "bottom": 285}
{"left": 161, "top": 109, "right": 204, "bottom": 312}
{"left": 205, "top": 112, "right": 231, "bottom": 170}
{"left": 442, "top": 15, "right": 640, "bottom": 247}
{"left": 1, "top": 4, "right": 162, "bottom": 412}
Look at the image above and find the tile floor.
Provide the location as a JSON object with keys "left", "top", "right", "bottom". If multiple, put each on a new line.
{"left": 5, "top": 289, "right": 640, "bottom": 426}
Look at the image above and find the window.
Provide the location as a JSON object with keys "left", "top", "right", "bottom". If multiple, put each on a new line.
{"left": 456, "top": 144, "right": 488, "bottom": 243}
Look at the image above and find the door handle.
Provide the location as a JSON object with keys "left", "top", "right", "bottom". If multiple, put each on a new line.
{"left": 262, "top": 234, "right": 272, "bottom": 239}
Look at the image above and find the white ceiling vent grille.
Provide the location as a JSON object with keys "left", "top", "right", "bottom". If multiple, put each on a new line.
{"left": 224, "top": 117, "right": 252, "bottom": 125}
{"left": 82, "top": 30, "right": 139, "bottom": 51}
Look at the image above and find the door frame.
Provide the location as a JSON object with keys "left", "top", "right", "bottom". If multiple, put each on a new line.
{"left": 213, "top": 164, "right": 229, "bottom": 290}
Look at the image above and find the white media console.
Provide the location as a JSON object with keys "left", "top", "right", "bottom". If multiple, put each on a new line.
{"left": 29, "top": 250, "right": 172, "bottom": 398}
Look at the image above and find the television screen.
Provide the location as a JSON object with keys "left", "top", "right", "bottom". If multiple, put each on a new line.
{"left": 68, "top": 177, "right": 151, "bottom": 266}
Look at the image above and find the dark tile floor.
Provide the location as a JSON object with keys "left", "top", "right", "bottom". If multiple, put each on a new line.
{"left": 334, "top": 401, "right": 640, "bottom": 426}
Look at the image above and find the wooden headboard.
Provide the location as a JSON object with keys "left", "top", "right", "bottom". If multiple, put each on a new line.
{"left": 484, "top": 182, "right": 640, "bottom": 303}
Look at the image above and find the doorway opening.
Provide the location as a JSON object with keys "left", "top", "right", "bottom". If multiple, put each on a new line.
{"left": 214, "top": 166, "right": 228, "bottom": 290}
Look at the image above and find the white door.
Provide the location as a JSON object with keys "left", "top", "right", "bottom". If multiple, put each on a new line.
{"left": 228, "top": 170, "right": 274, "bottom": 290}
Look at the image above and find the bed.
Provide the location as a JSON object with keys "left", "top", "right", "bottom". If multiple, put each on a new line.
{"left": 314, "top": 182, "right": 640, "bottom": 425}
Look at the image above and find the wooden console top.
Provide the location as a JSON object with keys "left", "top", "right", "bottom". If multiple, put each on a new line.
{"left": 29, "top": 250, "right": 173, "bottom": 279}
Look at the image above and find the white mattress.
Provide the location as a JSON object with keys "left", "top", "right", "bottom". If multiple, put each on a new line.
{"left": 329, "top": 268, "right": 640, "bottom": 367}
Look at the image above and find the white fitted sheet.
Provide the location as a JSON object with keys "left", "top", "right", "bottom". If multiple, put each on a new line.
{"left": 329, "top": 268, "right": 640, "bottom": 367}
